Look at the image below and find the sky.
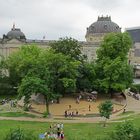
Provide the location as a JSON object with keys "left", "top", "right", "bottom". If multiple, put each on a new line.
{"left": 0, "top": 0, "right": 140, "bottom": 41}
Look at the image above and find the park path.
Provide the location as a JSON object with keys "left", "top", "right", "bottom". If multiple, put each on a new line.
{"left": 125, "top": 94, "right": 140, "bottom": 112}
{"left": 0, "top": 116, "right": 104, "bottom": 123}
{"left": 0, "top": 111, "right": 131, "bottom": 123}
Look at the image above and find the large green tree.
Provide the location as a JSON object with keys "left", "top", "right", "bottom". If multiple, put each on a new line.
{"left": 7, "top": 45, "right": 80, "bottom": 107}
{"left": 50, "top": 37, "right": 85, "bottom": 61}
{"left": 18, "top": 76, "right": 53, "bottom": 114}
{"left": 40, "top": 50, "right": 80, "bottom": 97}
{"left": 0, "top": 55, "right": 15, "bottom": 95}
{"left": 76, "top": 61, "right": 96, "bottom": 92}
{"left": 94, "top": 32, "right": 133, "bottom": 94}
{"left": 7, "top": 44, "right": 42, "bottom": 88}
{"left": 50, "top": 37, "right": 93, "bottom": 92}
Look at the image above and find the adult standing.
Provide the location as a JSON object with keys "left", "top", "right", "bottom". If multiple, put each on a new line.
{"left": 89, "top": 105, "right": 91, "bottom": 111}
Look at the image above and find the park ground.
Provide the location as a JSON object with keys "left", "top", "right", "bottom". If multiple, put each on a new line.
{"left": 0, "top": 93, "right": 140, "bottom": 139}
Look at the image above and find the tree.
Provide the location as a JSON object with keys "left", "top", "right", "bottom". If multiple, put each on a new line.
{"left": 98, "top": 100, "right": 113, "bottom": 127}
{"left": 7, "top": 45, "right": 80, "bottom": 108}
{"left": 50, "top": 37, "right": 92, "bottom": 92}
{"left": 95, "top": 32, "right": 133, "bottom": 94}
{"left": 18, "top": 76, "right": 54, "bottom": 114}
{"left": 50, "top": 37, "right": 85, "bottom": 61}
{"left": 0, "top": 55, "right": 15, "bottom": 95}
{"left": 97, "top": 32, "right": 132, "bottom": 60}
{"left": 76, "top": 61, "right": 96, "bottom": 92}
{"left": 40, "top": 50, "right": 80, "bottom": 97}
{"left": 7, "top": 44, "right": 42, "bottom": 88}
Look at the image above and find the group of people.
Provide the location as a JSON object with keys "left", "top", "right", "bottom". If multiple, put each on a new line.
{"left": 0, "top": 98, "right": 17, "bottom": 107}
{"left": 42, "top": 123, "right": 64, "bottom": 140}
{"left": 76, "top": 94, "right": 97, "bottom": 103}
{"left": 87, "top": 95, "right": 96, "bottom": 102}
{"left": 128, "top": 91, "right": 140, "bottom": 100}
{"left": 0, "top": 98, "right": 11, "bottom": 105}
{"left": 64, "top": 110, "right": 79, "bottom": 118}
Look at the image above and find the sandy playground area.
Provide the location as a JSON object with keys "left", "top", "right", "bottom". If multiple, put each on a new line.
{"left": 31, "top": 96, "right": 123, "bottom": 116}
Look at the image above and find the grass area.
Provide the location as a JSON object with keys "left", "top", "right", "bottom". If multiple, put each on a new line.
{"left": 114, "top": 113, "right": 140, "bottom": 121}
{"left": 0, "top": 120, "right": 119, "bottom": 140}
{"left": 0, "top": 112, "right": 37, "bottom": 118}
{"left": 1, "top": 115, "right": 140, "bottom": 140}
{"left": 1, "top": 116, "right": 140, "bottom": 140}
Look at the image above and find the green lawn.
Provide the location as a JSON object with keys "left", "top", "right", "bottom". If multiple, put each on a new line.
{"left": 0, "top": 120, "right": 124, "bottom": 140}
{"left": 0, "top": 112, "right": 36, "bottom": 118}
{"left": 1, "top": 115, "right": 140, "bottom": 140}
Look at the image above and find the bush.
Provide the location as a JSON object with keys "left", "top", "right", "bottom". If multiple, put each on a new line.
{"left": 4, "top": 128, "right": 38, "bottom": 140}
{"left": 133, "top": 128, "right": 140, "bottom": 140}
{"left": 103, "top": 121, "right": 140, "bottom": 140}
{"left": 43, "top": 111, "right": 51, "bottom": 118}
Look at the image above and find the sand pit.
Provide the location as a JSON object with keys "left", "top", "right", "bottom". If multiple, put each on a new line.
{"left": 31, "top": 97, "right": 123, "bottom": 116}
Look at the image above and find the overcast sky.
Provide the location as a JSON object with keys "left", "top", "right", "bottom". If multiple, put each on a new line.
{"left": 0, "top": 0, "right": 140, "bottom": 41}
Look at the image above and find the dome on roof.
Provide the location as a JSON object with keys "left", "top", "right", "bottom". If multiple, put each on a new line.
{"left": 86, "top": 16, "right": 121, "bottom": 35}
{"left": 7, "top": 24, "right": 26, "bottom": 40}
{"left": 85, "top": 16, "right": 121, "bottom": 42}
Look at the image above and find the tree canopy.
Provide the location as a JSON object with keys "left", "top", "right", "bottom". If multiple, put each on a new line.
{"left": 98, "top": 100, "right": 113, "bottom": 127}
{"left": 50, "top": 37, "right": 85, "bottom": 61}
{"left": 94, "top": 32, "right": 133, "bottom": 94}
{"left": 7, "top": 44, "right": 80, "bottom": 112}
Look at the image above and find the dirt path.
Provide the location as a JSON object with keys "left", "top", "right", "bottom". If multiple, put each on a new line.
{"left": 0, "top": 111, "right": 134, "bottom": 123}
{"left": 0, "top": 116, "right": 103, "bottom": 123}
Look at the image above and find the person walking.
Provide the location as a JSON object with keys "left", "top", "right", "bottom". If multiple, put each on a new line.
{"left": 69, "top": 105, "right": 71, "bottom": 109}
{"left": 89, "top": 105, "right": 91, "bottom": 111}
{"left": 60, "top": 123, "right": 64, "bottom": 130}
{"left": 64, "top": 110, "right": 68, "bottom": 118}
{"left": 60, "top": 131, "right": 64, "bottom": 140}
{"left": 76, "top": 110, "right": 79, "bottom": 116}
{"left": 57, "top": 127, "right": 61, "bottom": 138}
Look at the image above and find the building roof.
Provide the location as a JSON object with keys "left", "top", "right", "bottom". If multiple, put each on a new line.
{"left": 126, "top": 27, "right": 140, "bottom": 43}
{"left": 86, "top": 16, "right": 121, "bottom": 35}
{"left": 6, "top": 24, "right": 26, "bottom": 40}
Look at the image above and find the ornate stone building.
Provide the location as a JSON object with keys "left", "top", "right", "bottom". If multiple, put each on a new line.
{"left": 0, "top": 16, "right": 140, "bottom": 74}
{"left": 126, "top": 27, "right": 140, "bottom": 77}
{"left": 82, "top": 16, "right": 121, "bottom": 61}
{"left": 85, "top": 16, "right": 121, "bottom": 43}
{"left": 0, "top": 16, "right": 121, "bottom": 61}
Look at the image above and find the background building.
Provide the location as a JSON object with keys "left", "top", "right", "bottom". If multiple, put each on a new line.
{"left": 0, "top": 16, "right": 140, "bottom": 77}
{"left": 85, "top": 16, "right": 121, "bottom": 43}
{"left": 126, "top": 27, "right": 140, "bottom": 77}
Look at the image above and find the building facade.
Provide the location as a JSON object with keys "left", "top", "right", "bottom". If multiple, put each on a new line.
{"left": 126, "top": 27, "right": 140, "bottom": 77}
{"left": 0, "top": 16, "right": 140, "bottom": 76}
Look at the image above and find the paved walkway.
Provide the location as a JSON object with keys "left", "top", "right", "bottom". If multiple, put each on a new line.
{"left": 125, "top": 94, "right": 140, "bottom": 112}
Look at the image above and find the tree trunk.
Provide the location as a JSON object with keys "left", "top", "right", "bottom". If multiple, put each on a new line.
{"left": 45, "top": 95, "right": 50, "bottom": 115}
{"left": 103, "top": 118, "right": 107, "bottom": 127}
{"left": 57, "top": 97, "right": 60, "bottom": 104}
